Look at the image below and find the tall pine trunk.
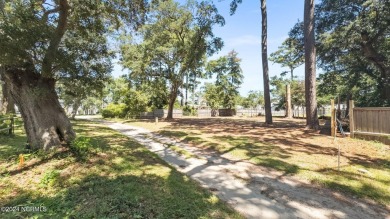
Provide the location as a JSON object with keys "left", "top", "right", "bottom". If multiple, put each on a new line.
{"left": 4, "top": 68, "right": 75, "bottom": 150}
{"left": 261, "top": 0, "right": 272, "bottom": 124}
{"left": 290, "top": 68, "right": 294, "bottom": 81}
{"left": 304, "top": 0, "right": 319, "bottom": 129}
{"left": 185, "top": 73, "right": 189, "bottom": 105}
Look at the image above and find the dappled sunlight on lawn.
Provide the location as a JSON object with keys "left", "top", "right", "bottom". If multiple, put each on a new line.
{"left": 0, "top": 120, "right": 242, "bottom": 218}
{"left": 124, "top": 117, "right": 390, "bottom": 206}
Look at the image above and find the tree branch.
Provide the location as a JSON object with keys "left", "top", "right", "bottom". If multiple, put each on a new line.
{"left": 41, "top": 0, "right": 69, "bottom": 78}
{"left": 42, "top": 7, "right": 61, "bottom": 22}
{"left": 360, "top": 32, "right": 388, "bottom": 77}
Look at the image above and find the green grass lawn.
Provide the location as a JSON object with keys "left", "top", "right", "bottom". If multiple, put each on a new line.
{"left": 162, "top": 131, "right": 390, "bottom": 206}
{"left": 117, "top": 117, "right": 390, "bottom": 207}
{"left": 0, "top": 120, "right": 242, "bottom": 219}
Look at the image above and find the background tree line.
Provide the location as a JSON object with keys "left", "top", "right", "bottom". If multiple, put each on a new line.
{"left": 1, "top": 0, "right": 389, "bottom": 150}
{"left": 270, "top": 0, "right": 390, "bottom": 115}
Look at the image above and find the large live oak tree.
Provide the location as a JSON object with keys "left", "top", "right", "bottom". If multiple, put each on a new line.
{"left": 0, "top": 0, "right": 147, "bottom": 149}
{"left": 287, "top": 1, "right": 390, "bottom": 107}
{"left": 316, "top": 0, "right": 390, "bottom": 106}
{"left": 121, "top": 0, "right": 224, "bottom": 119}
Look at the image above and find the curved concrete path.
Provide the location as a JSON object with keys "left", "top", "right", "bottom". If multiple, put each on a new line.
{"left": 93, "top": 119, "right": 389, "bottom": 219}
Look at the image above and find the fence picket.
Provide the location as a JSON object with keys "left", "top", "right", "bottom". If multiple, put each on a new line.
{"left": 351, "top": 107, "right": 390, "bottom": 141}
{"left": 0, "top": 116, "right": 18, "bottom": 135}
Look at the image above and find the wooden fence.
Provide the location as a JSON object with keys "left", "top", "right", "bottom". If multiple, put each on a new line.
{"left": 236, "top": 108, "right": 261, "bottom": 117}
{"left": 349, "top": 101, "right": 390, "bottom": 143}
{"left": 292, "top": 107, "right": 340, "bottom": 118}
{"left": 197, "top": 108, "right": 323, "bottom": 118}
{"left": 218, "top": 109, "right": 236, "bottom": 116}
{"left": 137, "top": 109, "right": 183, "bottom": 119}
{"left": 0, "top": 116, "right": 16, "bottom": 135}
{"left": 198, "top": 109, "right": 218, "bottom": 117}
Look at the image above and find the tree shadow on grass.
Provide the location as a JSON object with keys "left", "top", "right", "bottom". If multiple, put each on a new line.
{"left": 1, "top": 120, "right": 242, "bottom": 218}
{"left": 210, "top": 135, "right": 299, "bottom": 174}
{"left": 0, "top": 134, "right": 27, "bottom": 161}
{"left": 165, "top": 118, "right": 388, "bottom": 161}
{"left": 184, "top": 154, "right": 389, "bottom": 219}
{"left": 1, "top": 172, "right": 241, "bottom": 219}
{"left": 153, "top": 129, "right": 389, "bottom": 205}
{"left": 0, "top": 129, "right": 112, "bottom": 177}
{"left": 167, "top": 118, "right": 311, "bottom": 135}
{"left": 158, "top": 130, "right": 188, "bottom": 138}
{"left": 315, "top": 168, "right": 390, "bottom": 204}
{"left": 0, "top": 149, "right": 71, "bottom": 177}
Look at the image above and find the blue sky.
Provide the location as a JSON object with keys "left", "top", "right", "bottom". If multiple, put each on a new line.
{"left": 112, "top": 0, "right": 305, "bottom": 95}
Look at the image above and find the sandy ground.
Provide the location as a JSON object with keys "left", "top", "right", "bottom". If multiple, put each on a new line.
{"left": 88, "top": 117, "right": 390, "bottom": 219}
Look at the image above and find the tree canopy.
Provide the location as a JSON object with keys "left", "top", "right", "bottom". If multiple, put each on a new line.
{"left": 121, "top": 0, "right": 224, "bottom": 119}
{"left": 286, "top": 0, "right": 390, "bottom": 107}
{"left": 0, "top": 0, "right": 148, "bottom": 149}
{"left": 207, "top": 50, "right": 243, "bottom": 109}
{"left": 269, "top": 37, "right": 304, "bottom": 80}
{"left": 0, "top": 0, "right": 146, "bottom": 79}
{"left": 240, "top": 90, "right": 264, "bottom": 109}
{"left": 270, "top": 76, "right": 305, "bottom": 111}
{"left": 317, "top": 0, "right": 390, "bottom": 106}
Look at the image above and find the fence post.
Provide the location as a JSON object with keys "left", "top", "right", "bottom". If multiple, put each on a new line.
{"left": 331, "top": 99, "right": 335, "bottom": 137}
{"left": 12, "top": 117, "right": 14, "bottom": 135}
{"left": 349, "top": 100, "right": 354, "bottom": 138}
{"left": 9, "top": 116, "right": 14, "bottom": 135}
{"left": 337, "top": 95, "right": 341, "bottom": 119}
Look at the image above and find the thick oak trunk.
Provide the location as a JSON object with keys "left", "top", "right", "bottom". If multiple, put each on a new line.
{"left": 167, "top": 85, "right": 178, "bottom": 120}
{"left": 4, "top": 68, "right": 75, "bottom": 150}
{"left": 70, "top": 99, "right": 81, "bottom": 120}
{"left": 261, "top": 0, "right": 273, "bottom": 124}
{"left": 304, "top": 0, "right": 319, "bottom": 129}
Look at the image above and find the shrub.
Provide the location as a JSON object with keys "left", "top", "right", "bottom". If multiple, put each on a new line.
{"left": 40, "top": 170, "right": 61, "bottom": 187}
{"left": 183, "top": 105, "right": 197, "bottom": 116}
{"left": 70, "top": 136, "right": 92, "bottom": 160}
{"left": 102, "top": 103, "right": 127, "bottom": 118}
{"left": 123, "top": 89, "right": 149, "bottom": 118}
